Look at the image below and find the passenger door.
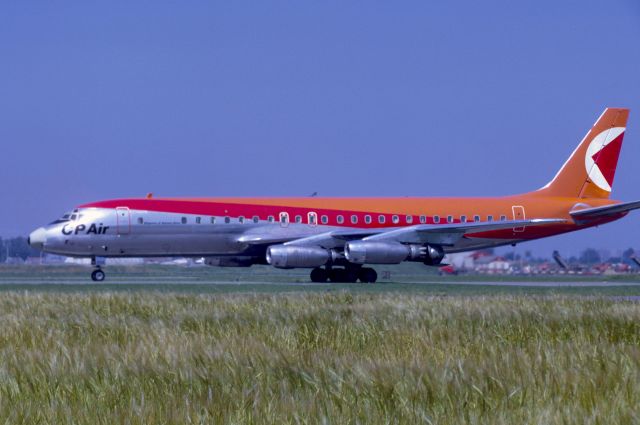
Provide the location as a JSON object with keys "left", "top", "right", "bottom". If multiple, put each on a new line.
{"left": 512, "top": 205, "right": 525, "bottom": 232}
{"left": 116, "top": 207, "right": 131, "bottom": 235}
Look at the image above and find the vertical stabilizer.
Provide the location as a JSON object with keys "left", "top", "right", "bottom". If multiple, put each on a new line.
{"left": 537, "top": 108, "right": 629, "bottom": 199}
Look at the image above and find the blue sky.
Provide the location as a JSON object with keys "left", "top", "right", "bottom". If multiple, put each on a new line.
{"left": 1, "top": 1, "right": 639, "bottom": 257}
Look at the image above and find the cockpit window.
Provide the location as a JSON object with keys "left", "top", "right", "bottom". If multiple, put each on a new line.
{"left": 49, "top": 211, "right": 74, "bottom": 225}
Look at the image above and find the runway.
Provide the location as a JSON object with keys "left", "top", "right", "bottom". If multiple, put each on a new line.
{"left": 438, "top": 280, "right": 640, "bottom": 287}
{"left": 0, "top": 265, "right": 637, "bottom": 295}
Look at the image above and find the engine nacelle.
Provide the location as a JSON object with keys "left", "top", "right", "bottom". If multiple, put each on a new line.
{"left": 423, "top": 244, "right": 445, "bottom": 266}
{"left": 344, "top": 241, "right": 410, "bottom": 264}
{"left": 345, "top": 241, "right": 446, "bottom": 266}
{"left": 266, "top": 245, "right": 330, "bottom": 268}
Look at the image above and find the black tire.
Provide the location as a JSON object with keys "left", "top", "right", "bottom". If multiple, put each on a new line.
{"left": 329, "top": 268, "right": 346, "bottom": 283}
{"left": 344, "top": 268, "right": 359, "bottom": 283}
{"left": 310, "top": 267, "right": 328, "bottom": 283}
{"left": 91, "top": 269, "right": 105, "bottom": 282}
{"left": 358, "top": 267, "right": 378, "bottom": 283}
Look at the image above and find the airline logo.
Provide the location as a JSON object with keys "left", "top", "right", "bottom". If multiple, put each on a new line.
{"left": 584, "top": 127, "right": 625, "bottom": 192}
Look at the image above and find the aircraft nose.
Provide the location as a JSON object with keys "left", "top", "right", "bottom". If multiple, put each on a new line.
{"left": 28, "top": 227, "right": 47, "bottom": 249}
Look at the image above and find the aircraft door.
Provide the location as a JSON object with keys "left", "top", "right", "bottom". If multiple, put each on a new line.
{"left": 116, "top": 207, "right": 131, "bottom": 234}
{"left": 512, "top": 205, "right": 525, "bottom": 232}
{"left": 307, "top": 212, "right": 317, "bottom": 227}
{"left": 279, "top": 212, "right": 289, "bottom": 227}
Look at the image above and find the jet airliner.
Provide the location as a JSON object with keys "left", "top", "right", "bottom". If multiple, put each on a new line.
{"left": 29, "top": 108, "right": 640, "bottom": 282}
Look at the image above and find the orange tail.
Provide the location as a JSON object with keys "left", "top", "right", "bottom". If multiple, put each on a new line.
{"left": 537, "top": 108, "right": 629, "bottom": 199}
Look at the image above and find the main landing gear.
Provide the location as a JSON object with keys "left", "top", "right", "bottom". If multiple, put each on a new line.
{"left": 310, "top": 266, "right": 378, "bottom": 283}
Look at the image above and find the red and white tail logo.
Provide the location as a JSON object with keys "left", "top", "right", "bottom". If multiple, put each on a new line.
{"left": 585, "top": 127, "right": 625, "bottom": 192}
{"left": 536, "top": 108, "right": 629, "bottom": 199}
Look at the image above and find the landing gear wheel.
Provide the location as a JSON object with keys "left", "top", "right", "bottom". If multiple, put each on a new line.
{"left": 91, "top": 269, "right": 106, "bottom": 282}
{"left": 329, "top": 268, "right": 359, "bottom": 283}
{"left": 344, "top": 268, "right": 359, "bottom": 283}
{"left": 358, "top": 267, "right": 378, "bottom": 283}
{"left": 329, "top": 269, "right": 346, "bottom": 283}
{"left": 310, "top": 267, "right": 328, "bottom": 283}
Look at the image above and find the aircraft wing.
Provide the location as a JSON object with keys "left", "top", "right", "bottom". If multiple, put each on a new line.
{"left": 361, "top": 218, "right": 566, "bottom": 245}
{"left": 283, "top": 229, "right": 383, "bottom": 248}
{"left": 238, "top": 219, "right": 565, "bottom": 248}
{"left": 570, "top": 200, "right": 640, "bottom": 220}
{"left": 236, "top": 228, "right": 382, "bottom": 248}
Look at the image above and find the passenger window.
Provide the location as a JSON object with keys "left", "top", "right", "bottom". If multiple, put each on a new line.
{"left": 181, "top": 217, "right": 187, "bottom": 224}
{"left": 238, "top": 216, "right": 245, "bottom": 224}
{"left": 351, "top": 215, "right": 358, "bottom": 224}
{"left": 487, "top": 215, "right": 493, "bottom": 222}
{"left": 211, "top": 217, "right": 216, "bottom": 224}
{"left": 279, "top": 212, "right": 289, "bottom": 226}
{"left": 460, "top": 215, "right": 467, "bottom": 223}
{"left": 392, "top": 215, "right": 399, "bottom": 224}
{"left": 337, "top": 215, "right": 344, "bottom": 224}
{"left": 224, "top": 216, "right": 231, "bottom": 224}
{"left": 378, "top": 215, "right": 386, "bottom": 224}
{"left": 433, "top": 215, "right": 440, "bottom": 224}
{"left": 252, "top": 216, "right": 259, "bottom": 223}
{"left": 447, "top": 215, "right": 453, "bottom": 223}
{"left": 268, "top": 216, "right": 275, "bottom": 223}
{"left": 364, "top": 215, "right": 372, "bottom": 224}
{"left": 406, "top": 215, "right": 413, "bottom": 224}
{"left": 137, "top": 217, "right": 143, "bottom": 224}
{"left": 500, "top": 215, "right": 507, "bottom": 221}
{"left": 308, "top": 212, "right": 317, "bottom": 226}
{"left": 195, "top": 217, "right": 201, "bottom": 224}
{"left": 321, "top": 215, "right": 328, "bottom": 224}
{"left": 419, "top": 215, "right": 426, "bottom": 224}
{"left": 295, "top": 215, "right": 302, "bottom": 224}
{"left": 474, "top": 215, "right": 480, "bottom": 222}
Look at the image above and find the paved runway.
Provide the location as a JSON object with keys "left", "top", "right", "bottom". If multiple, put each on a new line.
{"left": 440, "top": 280, "right": 640, "bottom": 287}
{"left": 1, "top": 276, "right": 640, "bottom": 287}
{"left": 0, "top": 267, "right": 638, "bottom": 294}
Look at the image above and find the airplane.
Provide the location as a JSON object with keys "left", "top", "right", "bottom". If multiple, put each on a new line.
{"left": 28, "top": 108, "right": 640, "bottom": 282}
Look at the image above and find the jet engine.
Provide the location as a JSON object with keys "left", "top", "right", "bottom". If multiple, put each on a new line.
{"left": 345, "top": 241, "right": 445, "bottom": 266}
{"left": 266, "top": 245, "right": 330, "bottom": 268}
{"left": 422, "top": 244, "right": 445, "bottom": 266}
{"left": 344, "top": 241, "right": 411, "bottom": 264}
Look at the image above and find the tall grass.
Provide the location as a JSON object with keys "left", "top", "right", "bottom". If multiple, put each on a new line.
{"left": 0, "top": 292, "right": 638, "bottom": 424}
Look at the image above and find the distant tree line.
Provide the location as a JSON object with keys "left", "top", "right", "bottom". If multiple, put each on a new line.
{"left": 485, "top": 247, "right": 637, "bottom": 266}
{"left": 0, "top": 237, "right": 40, "bottom": 262}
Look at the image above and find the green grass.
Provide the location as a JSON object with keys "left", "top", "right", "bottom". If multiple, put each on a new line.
{"left": 0, "top": 292, "right": 639, "bottom": 424}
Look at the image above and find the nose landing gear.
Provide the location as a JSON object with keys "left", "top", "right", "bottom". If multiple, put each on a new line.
{"left": 91, "top": 268, "right": 106, "bottom": 282}
{"left": 90, "top": 256, "right": 106, "bottom": 282}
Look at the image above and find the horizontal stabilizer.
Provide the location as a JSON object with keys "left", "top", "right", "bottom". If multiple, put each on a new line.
{"left": 570, "top": 200, "right": 640, "bottom": 220}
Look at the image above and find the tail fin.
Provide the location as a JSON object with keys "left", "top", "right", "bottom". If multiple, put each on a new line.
{"left": 537, "top": 108, "right": 629, "bottom": 199}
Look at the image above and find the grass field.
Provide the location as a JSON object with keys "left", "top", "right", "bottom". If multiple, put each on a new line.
{"left": 1, "top": 286, "right": 639, "bottom": 424}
